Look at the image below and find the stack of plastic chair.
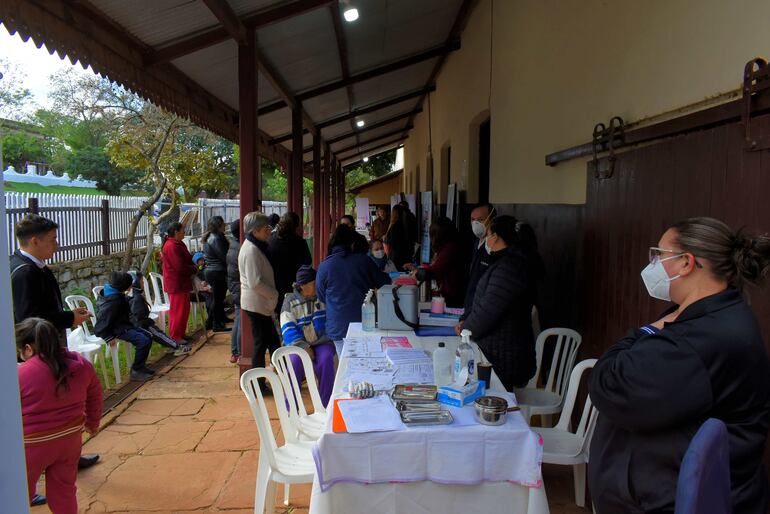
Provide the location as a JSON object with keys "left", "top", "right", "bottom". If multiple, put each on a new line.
{"left": 65, "top": 294, "right": 131, "bottom": 385}
{"left": 531, "top": 358, "right": 598, "bottom": 507}
{"left": 271, "top": 346, "right": 327, "bottom": 441}
{"left": 147, "top": 272, "right": 171, "bottom": 331}
{"left": 240, "top": 368, "right": 315, "bottom": 513}
{"left": 515, "top": 327, "right": 582, "bottom": 427}
{"left": 67, "top": 326, "right": 110, "bottom": 387}
{"left": 674, "top": 418, "right": 731, "bottom": 514}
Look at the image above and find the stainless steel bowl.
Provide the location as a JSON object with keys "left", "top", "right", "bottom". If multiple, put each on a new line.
{"left": 473, "top": 396, "right": 509, "bottom": 426}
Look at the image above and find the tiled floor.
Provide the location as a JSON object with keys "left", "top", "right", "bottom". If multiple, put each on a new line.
{"left": 31, "top": 332, "right": 589, "bottom": 513}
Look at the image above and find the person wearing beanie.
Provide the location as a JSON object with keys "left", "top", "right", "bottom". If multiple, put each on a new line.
{"left": 94, "top": 271, "right": 154, "bottom": 381}
{"left": 128, "top": 271, "right": 191, "bottom": 356}
{"left": 190, "top": 252, "right": 214, "bottom": 329}
{"left": 279, "top": 264, "right": 335, "bottom": 406}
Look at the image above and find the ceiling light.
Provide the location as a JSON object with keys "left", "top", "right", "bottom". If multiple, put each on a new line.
{"left": 343, "top": 7, "right": 359, "bottom": 22}
{"left": 356, "top": 120, "right": 365, "bottom": 128}
{"left": 363, "top": 156, "right": 369, "bottom": 162}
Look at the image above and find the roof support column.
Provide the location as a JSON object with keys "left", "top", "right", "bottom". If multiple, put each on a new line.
{"left": 289, "top": 104, "right": 304, "bottom": 228}
{"left": 238, "top": 27, "right": 259, "bottom": 374}
{"left": 312, "top": 133, "right": 322, "bottom": 267}
{"left": 321, "top": 146, "right": 331, "bottom": 256}
{"left": 337, "top": 163, "right": 345, "bottom": 219}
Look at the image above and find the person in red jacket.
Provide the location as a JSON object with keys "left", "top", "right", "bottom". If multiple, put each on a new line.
{"left": 17, "top": 317, "right": 102, "bottom": 514}
{"left": 413, "top": 216, "right": 469, "bottom": 308}
{"left": 161, "top": 222, "right": 198, "bottom": 343}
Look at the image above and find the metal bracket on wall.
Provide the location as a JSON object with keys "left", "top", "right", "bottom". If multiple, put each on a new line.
{"left": 588, "top": 116, "right": 625, "bottom": 179}
{"left": 742, "top": 57, "right": 770, "bottom": 151}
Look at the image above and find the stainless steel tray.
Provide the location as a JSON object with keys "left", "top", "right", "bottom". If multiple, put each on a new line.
{"left": 391, "top": 384, "right": 437, "bottom": 402}
{"left": 400, "top": 409, "right": 454, "bottom": 426}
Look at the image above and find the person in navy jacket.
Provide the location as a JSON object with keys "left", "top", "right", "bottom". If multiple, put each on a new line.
{"left": 317, "top": 224, "right": 390, "bottom": 353}
{"left": 589, "top": 217, "right": 770, "bottom": 514}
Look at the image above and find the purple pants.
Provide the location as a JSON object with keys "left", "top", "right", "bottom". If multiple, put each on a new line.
{"left": 289, "top": 341, "right": 336, "bottom": 407}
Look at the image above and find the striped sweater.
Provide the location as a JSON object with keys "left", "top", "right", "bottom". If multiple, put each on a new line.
{"left": 279, "top": 290, "right": 329, "bottom": 349}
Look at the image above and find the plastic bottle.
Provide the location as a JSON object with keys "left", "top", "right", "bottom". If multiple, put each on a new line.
{"left": 362, "top": 290, "right": 376, "bottom": 331}
{"left": 432, "top": 342, "right": 453, "bottom": 387}
{"left": 454, "top": 329, "right": 476, "bottom": 384}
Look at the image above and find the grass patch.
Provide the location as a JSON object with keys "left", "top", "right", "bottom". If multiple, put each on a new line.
{"left": 4, "top": 181, "right": 150, "bottom": 196}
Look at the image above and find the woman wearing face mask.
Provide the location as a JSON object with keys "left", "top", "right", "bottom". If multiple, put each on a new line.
{"left": 369, "top": 239, "right": 398, "bottom": 273}
{"left": 414, "top": 216, "right": 469, "bottom": 308}
{"left": 460, "top": 215, "right": 538, "bottom": 390}
{"left": 588, "top": 217, "right": 770, "bottom": 514}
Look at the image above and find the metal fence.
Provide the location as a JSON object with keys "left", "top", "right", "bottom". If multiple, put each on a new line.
{"left": 5, "top": 192, "right": 150, "bottom": 264}
{"left": 196, "top": 198, "right": 287, "bottom": 230}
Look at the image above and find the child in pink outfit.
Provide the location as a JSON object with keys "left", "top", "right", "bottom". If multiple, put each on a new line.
{"left": 17, "top": 317, "right": 102, "bottom": 514}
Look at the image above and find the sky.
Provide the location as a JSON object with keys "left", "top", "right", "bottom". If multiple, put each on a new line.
{"left": 0, "top": 25, "right": 94, "bottom": 116}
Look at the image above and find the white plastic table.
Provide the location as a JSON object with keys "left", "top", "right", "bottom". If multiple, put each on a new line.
{"left": 308, "top": 323, "right": 550, "bottom": 514}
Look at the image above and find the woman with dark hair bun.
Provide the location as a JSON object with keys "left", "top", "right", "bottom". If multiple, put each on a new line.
{"left": 267, "top": 212, "right": 312, "bottom": 315}
{"left": 589, "top": 217, "right": 770, "bottom": 514}
{"left": 460, "top": 215, "right": 539, "bottom": 390}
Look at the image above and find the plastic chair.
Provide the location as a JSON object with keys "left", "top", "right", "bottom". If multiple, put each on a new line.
{"left": 240, "top": 368, "right": 315, "bottom": 514}
{"left": 67, "top": 327, "right": 110, "bottom": 387}
{"left": 271, "top": 346, "right": 327, "bottom": 440}
{"left": 531, "top": 358, "right": 598, "bottom": 508}
{"left": 65, "top": 294, "right": 132, "bottom": 385}
{"left": 515, "top": 327, "right": 582, "bottom": 427}
{"left": 147, "top": 272, "right": 170, "bottom": 331}
{"left": 674, "top": 418, "right": 731, "bottom": 514}
{"left": 92, "top": 285, "right": 103, "bottom": 300}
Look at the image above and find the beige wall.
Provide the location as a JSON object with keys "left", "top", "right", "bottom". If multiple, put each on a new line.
{"left": 403, "top": 0, "right": 770, "bottom": 205}
{"left": 354, "top": 173, "right": 402, "bottom": 205}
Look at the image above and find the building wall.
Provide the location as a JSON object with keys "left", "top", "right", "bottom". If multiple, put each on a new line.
{"left": 353, "top": 174, "right": 403, "bottom": 205}
{"left": 403, "top": 0, "right": 770, "bottom": 205}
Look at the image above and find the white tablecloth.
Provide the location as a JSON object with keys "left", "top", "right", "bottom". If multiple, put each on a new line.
{"left": 309, "top": 324, "right": 549, "bottom": 514}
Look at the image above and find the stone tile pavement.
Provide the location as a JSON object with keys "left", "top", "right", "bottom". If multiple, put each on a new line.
{"left": 29, "top": 331, "right": 589, "bottom": 513}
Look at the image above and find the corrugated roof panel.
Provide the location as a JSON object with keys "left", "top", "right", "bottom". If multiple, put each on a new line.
{"left": 257, "top": 7, "right": 341, "bottom": 92}
{"left": 330, "top": 121, "right": 409, "bottom": 154}
{"left": 352, "top": 58, "right": 437, "bottom": 107}
{"left": 344, "top": 0, "right": 460, "bottom": 74}
{"left": 259, "top": 109, "right": 291, "bottom": 137}
{"left": 171, "top": 40, "right": 238, "bottom": 109}
{"left": 302, "top": 89, "right": 350, "bottom": 123}
{"left": 227, "top": 0, "right": 290, "bottom": 17}
{"left": 90, "top": 0, "right": 220, "bottom": 47}
{"left": 340, "top": 140, "right": 404, "bottom": 166}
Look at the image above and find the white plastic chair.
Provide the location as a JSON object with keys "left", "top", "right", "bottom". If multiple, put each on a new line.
{"left": 65, "top": 294, "right": 132, "bottom": 385}
{"left": 515, "top": 327, "right": 582, "bottom": 427}
{"left": 147, "top": 272, "right": 170, "bottom": 330}
{"left": 271, "top": 346, "right": 327, "bottom": 440}
{"left": 240, "top": 368, "right": 315, "bottom": 514}
{"left": 67, "top": 327, "right": 110, "bottom": 387}
{"left": 531, "top": 358, "right": 598, "bottom": 508}
{"left": 92, "top": 285, "right": 103, "bottom": 300}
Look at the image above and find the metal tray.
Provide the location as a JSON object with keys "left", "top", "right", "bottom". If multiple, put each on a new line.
{"left": 391, "top": 384, "right": 437, "bottom": 402}
{"left": 400, "top": 409, "right": 454, "bottom": 426}
{"left": 395, "top": 400, "right": 443, "bottom": 413}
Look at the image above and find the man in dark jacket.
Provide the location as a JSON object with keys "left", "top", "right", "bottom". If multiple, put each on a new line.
{"left": 267, "top": 212, "right": 312, "bottom": 314}
{"left": 94, "top": 272, "right": 154, "bottom": 381}
{"left": 10, "top": 214, "right": 99, "bottom": 477}
{"left": 459, "top": 204, "right": 496, "bottom": 326}
{"left": 461, "top": 216, "right": 536, "bottom": 390}
{"left": 127, "top": 271, "right": 187, "bottom": 355}
{"left": 226, "top": 219, "right": 242, "bottom": 363}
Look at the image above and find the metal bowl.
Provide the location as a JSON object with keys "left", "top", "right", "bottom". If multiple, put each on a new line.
{"left": 473, "top": 396, "right": 509, "bottom": 426}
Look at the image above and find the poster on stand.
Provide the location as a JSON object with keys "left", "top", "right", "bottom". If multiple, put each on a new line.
{"left": 405, "top": 194, "right": 416, "bottom": 215}
{"left": 355, "top": 197, "right": 370, "bottom": 231}
{"left": 420, "top": 191, "right": 433, "bottom": 264}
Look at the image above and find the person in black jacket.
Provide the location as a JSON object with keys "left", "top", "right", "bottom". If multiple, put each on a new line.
{"left": 9, "top": 214, "right": 99, "bottom": 479}
{"left": 94, "top": 272, "right": 154, "bottom": 381}
{"left": 384, "top": 204, "right": 415, "bottom": 271}
{"left": 460, "top": 204, "right": 496, "bottom": 326}
{"left": 267, "top": 212, "right": 312, "bottom": 315}
{"left": 227, "top": 219, "right": 241, "bottom": 363}
{"left": 202, "top": 216, "right": 230, "bottom": 332}
{"left": 589, "top": 217, "right": 770, "bottom": 514}
{"left": 461, "top": 215, "right": 538, "bottom": 390}
{"left": 127, "top": 271, "right": 190, "bottom": 355}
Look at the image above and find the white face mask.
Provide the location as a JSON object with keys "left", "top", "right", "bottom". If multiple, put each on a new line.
{"left": 641, "top": 255, "right": 682, "bottom": 301}
{"left": 471, "top": 221, "right": 486, "bottom": 239}
{"left": 484, "top": 235, "right": 494, "bottom": 255}
{"left": 372, "top": 250, "right": 385, "bottom": 259}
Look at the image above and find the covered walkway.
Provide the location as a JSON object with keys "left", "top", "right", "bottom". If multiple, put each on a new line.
{"left": 30, "top": 332, "right": 583, "bottom": 514}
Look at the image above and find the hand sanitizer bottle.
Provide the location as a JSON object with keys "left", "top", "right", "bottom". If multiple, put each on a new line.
{"left": 454, "top": 329, "right": 476, "bottom": 384}
{"left": 362, "top": 290, "right": 376, "bottom": 331}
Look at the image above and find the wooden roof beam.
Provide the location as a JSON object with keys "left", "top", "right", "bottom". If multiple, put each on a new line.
{"left": 201, "top": 0, "right": 248, "bottom": 42}
{"left": 340, "top": 138, "right": 408, "bottom": 168}
{"left": 147, "top": 0, "right": 334, "bottom": 65}
{"left": 258, "top": 42, "right": 459, "bottom": 113}
{"left": 333, "top": 126, "right": 413, "bottom": 156}
{"left": 300, "top": 109, "right": 422, "bottom": 152}
{"left": 329, "top": 3, "right": 359, "bottom": 146}
{"left": 259, "top": 56, "right": 318, "bottom": 136}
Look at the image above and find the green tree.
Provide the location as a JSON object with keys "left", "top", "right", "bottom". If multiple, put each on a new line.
{"left": 344, "top": 150, "right": 397, "bottom": 209}
{"left": 0, "top": 130, "right": 53, "bottom": 171}
{"left": 0, "top": 58, "right": 32, "bottom": 119}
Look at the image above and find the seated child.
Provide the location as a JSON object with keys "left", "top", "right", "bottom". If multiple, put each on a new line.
{"left": 128, "top": 271, "right": 191, "bottom": 356}
{"left": 190, "top": 252, "right": 214, "bottom": 326}
{"left": 369, "top": 239, "right": 398, "bottom": 273}
{"left": 94, "top": 271, "right": 154, "bottom": 381}
{"left": 17, "top": 317, "right": 102, "bottom": 514}
{"left": 279, "top": 265, "right": 335, "bottom": 407}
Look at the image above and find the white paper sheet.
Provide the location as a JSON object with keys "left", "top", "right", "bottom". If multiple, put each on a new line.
{"left": 341, "top": 336, "right": 386, "bottom": 358}
{"left": 392, "top": 363, "right": 434, "bottom": 385}
{"left": 346, "top": 357, "right": 391, "bottom": 373}
{"left": 337, "top": 395, "right": 405, "bottom": 433}
{"left": 341, "top": 369, "right": 395, "bottom": 392}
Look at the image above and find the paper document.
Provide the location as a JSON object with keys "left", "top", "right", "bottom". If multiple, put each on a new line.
{"left": 346, "top": 357, "right": 391, "bottom": 373}
{"left": 341, "top": 336, "right": 385, "bottom": 358}
{"left": 338, "top": 395, "right": 405, "bottom": 433}
{"left": 341, "top": 369, "right": 395, "bottom": 392}
{"left": 393, "top": 363, "right": 434, "bottom": 385}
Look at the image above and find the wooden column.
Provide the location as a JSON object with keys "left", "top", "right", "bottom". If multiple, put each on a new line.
{"left": 337, "top": 163, "right": 345, "bottom": 219}
{"left": 289, "top": 105, "right": 304, "bottom": 225}
{"left": 321, "top": 146, "right": 331, "bottom": 255}
{"left": 238, "top": 27, "right": 259, "bottom": 374}
{"left": 330, "top": 159, "right": 338, "bottom": 226}
{"left": 312, "top": 133, "right": 322, "bottom": 267}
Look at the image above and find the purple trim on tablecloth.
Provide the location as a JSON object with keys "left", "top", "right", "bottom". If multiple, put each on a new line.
{"left": 312, "top": 444, "right": 544, "bottom": 493}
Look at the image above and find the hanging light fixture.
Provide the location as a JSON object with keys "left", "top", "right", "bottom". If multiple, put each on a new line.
{"left": 356, "top": 120, "right": 365, "bottom": 128}
{"left": 340, "top": 0, "right": 359, "bottom": 22}
{"left": 363, "top": 156, "right": 369, "bottom": 162}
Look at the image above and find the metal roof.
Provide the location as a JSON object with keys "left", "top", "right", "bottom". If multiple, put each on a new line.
{"left": 1, "top": 0, "right": 472, "bottom": 166}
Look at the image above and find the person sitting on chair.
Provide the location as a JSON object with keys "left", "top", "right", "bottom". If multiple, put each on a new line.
{"left": 128, "top": 271, "right": 191, "bottom": 356}
{"left": 94, "top": 272, "right": 154, "bottom": 382}
{"left": 279, "top": 265, "right": 335, "bottom": 407}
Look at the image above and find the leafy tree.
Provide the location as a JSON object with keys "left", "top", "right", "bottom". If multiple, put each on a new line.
{"left": 0, "top": 130, "right": 53, "bottom": 171}
{"left": 344, "top": 150, "right": 397, "bottom": 209}
{"left": 0, "top": 58, "right": 32, "bottom": 119}
{"left": 64, "top": 146, "right": 141, "bottom": 195}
